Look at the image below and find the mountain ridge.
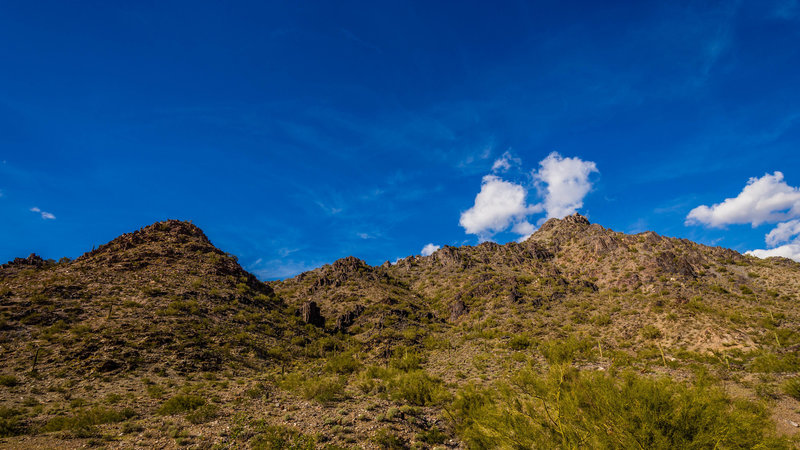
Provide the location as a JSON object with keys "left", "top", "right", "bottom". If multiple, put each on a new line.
{"left": 1, "top": 216, "right": 799, "bottom": 448}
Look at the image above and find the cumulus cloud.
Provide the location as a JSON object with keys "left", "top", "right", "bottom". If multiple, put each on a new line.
{"left": 686, "top": 172, "right": 800, "bottom": 262}
{"left": 686, "top": 172, "right": 800, "bottom": 227}
{"left": 511, "top": 221, "right": 536, "bottom": 242}
{"left": 30, "top": 207, "right": 56, "bottom": 220}
{"left": 460, "top": 152, "right": 598, "bottom": 240}
{"left": 534, "top": 152, "right": 599, "bottom": 219}
{"left": 421, "top": 243, "right": 440, "bottom": 256}
{"left": 459, "top": 175, "right": 542, "bottom": 239}
{"left": 745, "top": 243, "right": 800, "bottom": 261}
{"left": 491, "top": 151, "right": 521, "bottom": 173}
{"left": 765, "top": 219, "right": 800, "bottom": 246}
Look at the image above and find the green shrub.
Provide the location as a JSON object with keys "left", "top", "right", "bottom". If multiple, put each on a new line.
{"left": 416, "top": 426, "right": 448, "bottom": 444}
{"left": 42, "top": 407, "right": 135, "bottom": 433}
{"left": 388, "top": 370, "right": 448, "bottom": 406}
{"left": 539, "top": 336, "right": 595, "bottom": 364}
{"left": 325, "top": 352, "right": 361, "bottom": 374}
{"left": 186, "top": 404, "right": 219, "bottom": 424}
{"left": 279, "top": 373, "right": 346, "bottom": 403}
{"left": 157, "top": 394, "right": 206, "bottom": 415}
{"left": 783, "top": 377, "right": 800, "bottom": 400}
{"left": 451, "top": 365, "right": 790, "bottom": 449}
{"left": 0, "top": 375, "right": 20, "bottom": 387}
{"left": 749, "top": 352, "right": 800, "bottom": 373}
{"left": 508, "top": 335, "right": 531, "bottom": 350}
{"left": 640, "top": 325, "right": 662, "bottom": 339}
{"left": 389, "top": 348, "right": 423, "bottom": 372}
{"left": 372, "top": 428, "right": 406, "bottom": 449}
{"left": 0, "top": 407, "right": 25, "bottom": 437}
{"left": 250, "top": 424, "right": 316, "bottom": 449}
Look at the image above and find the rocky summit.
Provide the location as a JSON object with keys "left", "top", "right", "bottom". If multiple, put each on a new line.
{"left": 1, "top": 216, "right": 800, "bottom": 448}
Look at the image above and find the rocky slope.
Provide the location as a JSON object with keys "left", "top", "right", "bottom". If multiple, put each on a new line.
{"left": 1, "top": 216, "right": 799, "bottom": 448}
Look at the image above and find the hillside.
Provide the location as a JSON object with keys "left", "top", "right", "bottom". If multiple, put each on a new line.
{"left": 2, "top": 216, "right": 800, "bottom": 448}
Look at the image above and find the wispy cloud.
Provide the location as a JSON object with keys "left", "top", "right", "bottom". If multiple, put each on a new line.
{"left": 30, "top": 207, "right": 56, "bottom": 220}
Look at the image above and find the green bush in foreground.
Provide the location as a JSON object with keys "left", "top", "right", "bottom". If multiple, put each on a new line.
{"left": 451, "top": 365, "right": 791, "bottom": 449}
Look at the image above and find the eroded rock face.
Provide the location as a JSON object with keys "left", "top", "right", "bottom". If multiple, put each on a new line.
{"left": 563, "top": 213, "right": 591, "bottom": 225}
{"left": 300, "top": 301, "right": 325, "bottom": 327}
{"left": 449, "top": 300, "right": 467, "bottom": 321}
{"left": 2, "top": 253, "right": 46, "bottom": 269}
{"left": 335, "top": 305, "right": 365, "bottom": 332}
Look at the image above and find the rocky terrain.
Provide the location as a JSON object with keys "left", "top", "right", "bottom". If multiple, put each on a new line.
{"left": 1, "top": 215, "right": 799, "bottom": 448}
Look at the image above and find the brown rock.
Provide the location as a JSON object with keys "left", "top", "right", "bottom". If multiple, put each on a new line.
{"left": 300, "top": 301, "right": 325, "bottom": 327}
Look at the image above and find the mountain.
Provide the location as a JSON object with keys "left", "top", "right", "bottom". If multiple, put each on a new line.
{"left": 1, "top": 216, "right": 799, "bottom": 448}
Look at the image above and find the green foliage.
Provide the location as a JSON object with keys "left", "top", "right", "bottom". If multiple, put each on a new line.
{"left": 388, "top": 370, "right": 449, "bottom": 406}
{"left": 0, "top": 407, "right": 25, "bottom": 437}
{"left": 539, "top": 336, "right": 595, "bottom": 364}
{"left": 451, "top": 365, "right": 790, "bottom": 449}
{"left": 508, "top": 334, "right": 531, "bottom": 350}
{"left": 372, "top": 428, "right": 407, "bottom": 449}
{"left": 281, "top": 373, "right": 346, "bottom": 403}
{"left": 0, "top": 375, "right": 20, "bottom": 387}
{"left": 389, "top": 348, "right": 423, "bottom": 371}
{"left": 250, "top": 424, "right": 316, "bottom": 449}
{"left": 782, "top": 377, "right": 800, "bottom": 400}
{"left": 325, "top": 352, "right": 361, "bottom": 374}
{"left": 42, "top": 406, "right": 135, "bottom": 433}
{"left": 640, "top": 324, "right": 662, "bottom": 340}
{"left": 749, "top": 352, "right": 800, "bottom": 373}
{"left": 157, "top": 394, "right": 206, "bottom": 415}
{"left": 416, "top": 426, "right": 448, "bottom": 444}
{"left": 186, "top": 404, "right": 219, "bottom": 424}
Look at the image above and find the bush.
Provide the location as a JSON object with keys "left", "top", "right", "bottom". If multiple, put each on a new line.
{"left": 783, "top": 377, "right": 800, "bottom": 400}
{"left": 0, "top": 407, "right": 25, "bottom": 437}
{"left": 451, "top": 365, "right": 790, "bottom": 449}
{"left": 372, "top": 428, "right": 407, "bottom": 449}
{"left": 388, "top": 370, "right": 448, "bottom": 406}
{"left": 279, "top": 373, "right": 346, "bottom": 404}
{"left": 186, "top": 404, "right": 219, "bottom": 424}
{"left": 42, "top": 407, "right": 135, "bottom": 433}
{"left": 250, "top": 424, "right": 316, "bottom": 450}
{"left": 0, "top": 375, "right": 20, "bottom": 387}
{"left": 640, "top": 324, "right": 662, "bottom": 339}
{"left": 157, "top": 394, "right": 206, "bottom": 415}
{"left": 539, "top": 337, "right": 595, "bottom": 364}
{"left": 508, "top": 335, "right": 531, "bottom": 350}
{"left": 325, "top": 352, "right": 361, "bottom": 374}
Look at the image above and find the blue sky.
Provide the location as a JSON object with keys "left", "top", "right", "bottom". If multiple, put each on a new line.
{"left": 2, "top": 1, "right": 800, "bottom": 278}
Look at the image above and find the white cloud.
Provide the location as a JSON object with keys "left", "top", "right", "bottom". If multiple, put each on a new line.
{"left": 491, "top": 151, "right": 521, "bottom": 173}
{"left": 460, "top": 152, "right": 598, "bottom": 240}
{"left": 459, "top": 175, "right": 542, "bottom": 239}
{"left": 512, "top": 221, "right": 536, "bottom": 242}
{"left": 534, "top": 152, "right": 599, "bottom": 219}
{"left": 421, "top": 243, "right": 440, "bottom": 256}
{"left": 30, "top": 207, "right": 56, "bottom": 220}
{"left": 765, "top": 219, "right": 800, "bottom": 246}
{"left": 686, "top": 172, "right": 800, "bottom": 262}
{"left": 686, "top": 172, "right": 800, "bottom": 227}
{"left": 746, "top": 243, "right": 800, "bottom": 261}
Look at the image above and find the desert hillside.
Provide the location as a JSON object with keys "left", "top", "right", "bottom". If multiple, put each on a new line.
{"left": 1, "top": 216, "right": 799, "bottom": 448}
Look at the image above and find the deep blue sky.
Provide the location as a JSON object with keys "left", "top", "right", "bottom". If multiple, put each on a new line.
{"left": 2, "top": 1, "right": 799, "bottom": 278}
